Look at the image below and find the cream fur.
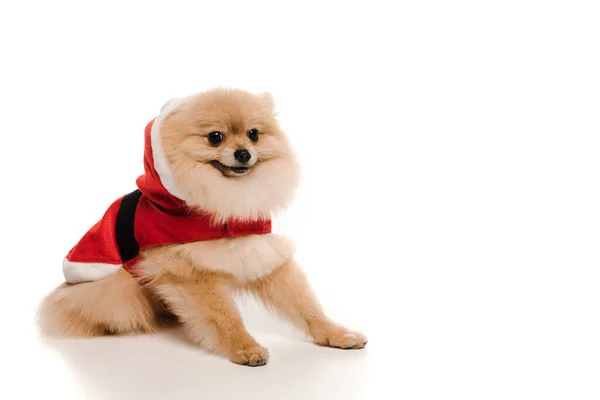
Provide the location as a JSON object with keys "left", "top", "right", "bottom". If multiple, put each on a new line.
{"left": 160, "top": 89, "right": 301, "bottom": 223}
{"left": 172, "top": 234, "right": 295, "bottom": 282}
{"left": 183, "top": 152, "right": 299, "bottom": 223}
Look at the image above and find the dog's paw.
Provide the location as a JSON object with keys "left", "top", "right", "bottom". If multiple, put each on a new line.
{"left": 230, "top": 344, "right": 270, "bottom": 367}
{"left": 314, "top": 327, "right": 367, "bottom": 349}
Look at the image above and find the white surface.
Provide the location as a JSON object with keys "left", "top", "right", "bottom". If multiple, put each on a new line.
{"left": 1, "top": 1, "right": 600, "bottom": 399}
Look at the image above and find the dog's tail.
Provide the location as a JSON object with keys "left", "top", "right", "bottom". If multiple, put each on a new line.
{"left": 37, "top": 269, "right": 159, "bottom": 337}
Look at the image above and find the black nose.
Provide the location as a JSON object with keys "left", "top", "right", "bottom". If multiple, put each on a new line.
{"left": 234, "top": 149, "right": 251, "bottom": 163}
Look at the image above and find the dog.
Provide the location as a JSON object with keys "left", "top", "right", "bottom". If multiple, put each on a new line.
{"left": 38, "top": 88, "right": 367, "bottom": 366}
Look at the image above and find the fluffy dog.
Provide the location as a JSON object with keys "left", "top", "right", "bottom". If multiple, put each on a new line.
{"left": 38, "top": 88, "right": 366, "bottom": 366}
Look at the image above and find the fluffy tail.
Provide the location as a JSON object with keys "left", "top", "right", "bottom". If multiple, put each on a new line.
{"left": 37, "top": 270, "right": 159, "bottom": 337}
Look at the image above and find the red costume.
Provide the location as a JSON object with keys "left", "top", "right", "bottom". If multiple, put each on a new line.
{"left": 63, "top": 99, "right": 271, "bottom": 284}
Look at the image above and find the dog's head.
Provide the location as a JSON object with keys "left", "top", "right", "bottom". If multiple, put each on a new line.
{"left": 159, "top": 88, "right": 300, "bottom": 222}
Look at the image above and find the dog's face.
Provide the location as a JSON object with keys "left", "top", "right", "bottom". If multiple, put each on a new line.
{"left": 160, "top": 88, "right": 300, "bottom": 222}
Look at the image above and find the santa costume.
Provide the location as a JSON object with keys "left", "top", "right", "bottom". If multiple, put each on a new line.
{"left": 62, "top": 99, "right": 271, "bottom": 284}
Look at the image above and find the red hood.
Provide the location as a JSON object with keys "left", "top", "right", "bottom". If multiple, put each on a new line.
{"left": 136, "top": 118, "right": 188, "bottom": 214}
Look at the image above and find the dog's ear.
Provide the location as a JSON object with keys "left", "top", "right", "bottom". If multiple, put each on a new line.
{"left": 259, "top": 92, "right": 275, "bottom": 111}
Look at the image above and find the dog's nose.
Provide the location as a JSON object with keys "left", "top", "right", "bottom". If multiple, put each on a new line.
{"left": 234, "top": 149, "right": 251, "bottom": 163}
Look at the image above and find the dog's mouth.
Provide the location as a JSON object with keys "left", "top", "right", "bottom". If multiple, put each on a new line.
{"left": 210, "top": 160, "right": 251, "bottom": 177}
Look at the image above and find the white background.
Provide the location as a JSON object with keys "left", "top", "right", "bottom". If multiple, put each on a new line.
{"left": 1, "top": 1, "right": 599, "bottom": 399}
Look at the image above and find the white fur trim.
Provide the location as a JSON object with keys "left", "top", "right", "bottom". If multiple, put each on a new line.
{"left": 150, "top": 97, "right": 192, "bottom": 202}
{"left": 160, "top": 98, "right": 178, "bottom": 112}
{"left": 62, "top": 259, "right": 122, "bottom": 284}
{"left": 175, "top": 234, "right": 296, "bottom": 282}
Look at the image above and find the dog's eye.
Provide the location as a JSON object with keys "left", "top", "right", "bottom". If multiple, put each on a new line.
{"left": 247, "top": 128, "right": 259, "bottom": 142}
{"left": 208, "top": 131, "right": 224, "bottom": 145}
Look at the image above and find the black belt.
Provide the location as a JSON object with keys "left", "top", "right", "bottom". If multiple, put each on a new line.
{"left": 115, "top": 189, "right": 143, "bottom": 263}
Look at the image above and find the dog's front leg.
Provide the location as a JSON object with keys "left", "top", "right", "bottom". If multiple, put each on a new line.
{"left": 152, "top": 267, "right": 269, "bottom": 367}
{"left": 245, "top": 260, "right": 367, "bottom": 349}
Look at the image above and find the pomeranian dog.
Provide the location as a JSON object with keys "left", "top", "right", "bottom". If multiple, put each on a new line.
{"left": 38, "top": 88, "right": 366, "bottom": 366}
